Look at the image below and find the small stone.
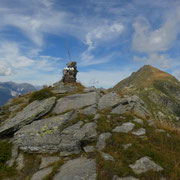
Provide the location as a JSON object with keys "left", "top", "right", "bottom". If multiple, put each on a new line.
{"left": 94, "top": 114, "right": 100, "bottom": 120}
{"left": 101, "top": 152, "right": 115, "bottom": 161}
{"left": 84, "top": 86, "right": 96, "bottom": 93}
{"left": 40, "top": 156, "right": 60, "bottom": 169}
{"left": 167, "top": 133, "right": 171, "bottom": 138}
{"left": 132, "top": 128, "right": 146, "bottom": 136}
{"left": 31, "top": 167, "right": 53, "bottom": 180}
{"left": 147, "top": 119, "right": 155, "bottom": 126}
{"left": 96, "top": 133, "right": 112, "bottom": 151}
{"left": 113, "top": 175, "right": 139, "bottom": 180}
{"left": 129, "top": 156, "right": 163, "bottom": 174}
{"left": 83, "top": 146, "right": 95, "bottom": 153}
{"left": 112, "top": 122, "right": 135, "bottom": 133}
{"left": 155, "top": 129, "right": 166, "bottom": 133}
{"left": 133, "top": 118, "right": 143, "bottom": 125}
{"left": 122, "top": 143, "right": 132, "bottom": 150}
{"left": 16, "top": 153, "right": 24, "bottom": 171}
{"left": 6, "top": 145, "right": 18, "bottom": 167}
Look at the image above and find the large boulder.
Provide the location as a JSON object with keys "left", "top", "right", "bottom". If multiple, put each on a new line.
{"left": 54, "top": 157, "right": 96, "bottom": 180}
{"left": 0, "top": 97, "right": 56, "bottom": 137}
{"left": 14, "top": 112, "right": 97, "bottom": 155}
{"left": 52, "top": 81, "right": 78, "bottom": 94}
{"left": 59, "top": 121, "right": 97, "bottom": 156}
{"left": 53, "top": 92, "right": 100, "bottom": 114}
{"left": 111, "top": 95, "right": 150, "bottom": 119}
{"left": 14, "top": 111, "right": 77, "bottom": 153}
{"left": 98, "top": 92, "right": 121, "bottom": 110}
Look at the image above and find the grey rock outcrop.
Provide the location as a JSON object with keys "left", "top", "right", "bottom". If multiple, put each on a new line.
{"left": 129, "top": 156, "right": 163, "bottom": 174}
{"left": 111, "top": 95, "right": 149, "bottom": 119}
{"left": 98, "top": 92, "right": 121, "bottom": 110}
{"left": 54, "top": 157, "right": 96, "bottom": 180}
{"left": 0, "top": 97, "right": 56, "bottom": 136}
{"left": 113, "top": 175, "right": 139, "bottom": 180}
{"left": 53, "top": 92, "right": 100, "bottom": 114}
{"left": 112, "top": 122, "right": 135, "bottom": 133}
{"left": 79, "top": 104, "right": 97, "bottom": 115}
{"left": 84, "top": 86, "right": 96, "bottom": 93}
{"left": 40, "top": 156, "right": 60, "bottom": 169}
{"left": 31, "top": 167, "right": 53, "bottom": 180}
{"left": 96, "top": 133, "right": 112, "bottom": 151}
{"left": 14, "top": 111, "right": 77, "bottom": 153}
{"left": 83, "top": 145, "right": 95, "bottom": 153}
{"left": 59, "top": 121, "right": 97, "bottom": 156}
{"left": 52, "top": 81, "right": 78, "bottom": 94}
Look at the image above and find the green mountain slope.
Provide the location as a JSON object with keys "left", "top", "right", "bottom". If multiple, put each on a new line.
{"left": 113, "top": 65, "right": 180, "bottom": 123}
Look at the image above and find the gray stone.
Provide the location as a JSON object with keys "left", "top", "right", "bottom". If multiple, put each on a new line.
{"left": 113, "top": 175, "right": 139, "bottom": 180}
{"left": 122, "top": 143, "right": 132, "bottom": 150}
{"left": 52, "top": 81, "right": 78, "bottom": 94}
{"left": 79, "top": 104, "right": 97, "bottom": 115}
{"left": 16, "top": 153, "right": 24, "bottom": 171}
{"left": 53, "top": 92, "right": 100, "bottom": 114}
{"left": 133, "top": 118, "right": 143, "bottom": 125}
{"left": 84, "top": 86, "right": 96, "bottom": 93}
{"left": 6, "top": 145, "right": 18, "bottom": 167}
{"left": 31, "top": 167, "right": 52, "bottom": 180}
{"left": 14, "top": 111, "right": 77, "bottom": 153}
{"left": 9, "top": 104, "right": 22, "bottom": 112}
{"left": 59, "top": 122, "right": 97, "bottom": 155}
{"left": 129, "top": 156, "right": 163, "bottom": 174}
{"left": 83, "top": 146, "right": 95, "bottom": 153}
{"left": 147, "top": 119, "right": 155, "bottom": 126}
{"left": 132, "top": 128, "right": 146, "bottom": 136}
{"left": 155, "top": 129, "right": 166, "bottom": 133}
{"left": 96, "top": 133, "right": 112, "bottom": 151}
{"left": 54, "top": 157, "right": 96, "bottom": 180}
{"left": 112, "top": 123, "right": 135, "bottom": 133}
{"left": 94, "top": 114, "right": 101, "bottom": 120}
{"left": 111, "top": 95, "right": 149, "bottom": 119}
{"left": 101, "top": 152, "right": 115, "bottom": 161}
{"left": 98, "top": 92, "right": 121, "bottom": 110}
{"left": 40, "top": 156, "right": 60, "bottom": 169}
{"left": 0, "top": 97, "right": 56, "bottom": 136}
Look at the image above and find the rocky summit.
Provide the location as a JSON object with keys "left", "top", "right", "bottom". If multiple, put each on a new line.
{"left": 0, "top": 65, "right": 180, "bottom": 180}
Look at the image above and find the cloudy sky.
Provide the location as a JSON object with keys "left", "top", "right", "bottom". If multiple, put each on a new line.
{"left": 0, "top": 0, "right": 180, "bottom": 88}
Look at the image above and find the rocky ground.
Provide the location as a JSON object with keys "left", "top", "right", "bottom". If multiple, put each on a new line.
{"left": 0, "top": 81, "right": 180, "bottom": 180}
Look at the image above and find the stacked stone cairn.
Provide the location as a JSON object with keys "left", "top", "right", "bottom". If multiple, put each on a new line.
{"left": 62, "top": 61, "right": 78, "bottom": 83}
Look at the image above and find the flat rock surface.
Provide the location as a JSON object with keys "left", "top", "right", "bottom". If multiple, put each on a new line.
{"left": 54, "top": 157, "right": 96, "bottom": 180}
{"left": 113, "top": 122, "right": 135, "bottom": 133}
{"left": 98, "top": 92, "right": 121, "bottom": 110}
{"left": 40, "top": 156, "right": 60, "bottom": 169}
{"left": 0, "top": 97, "right": 56, "bottom": 136}
{"left": 132, "top": 128, "right": 146, "bottom": 136}
{"left": 79, "top": 104, "right": 97, "bottom": 115}
{"left": 129, "top": 156, "right": 163, "bottom": 174}
{"left": 14, "top": 111, "right": 77, "bottom": 153}
{"left": 31, "top": 167, "right": 52, "bottom": 180}
{"left": 53, "top": 92, "right": 100, "bottom": 114}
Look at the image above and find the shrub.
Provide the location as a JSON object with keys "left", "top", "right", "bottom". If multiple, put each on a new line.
{"left": 0, "top": 140, "right": 12, "bottom": 163}
{"left": 29, "top": 88, "right": 54, "bottom": 102}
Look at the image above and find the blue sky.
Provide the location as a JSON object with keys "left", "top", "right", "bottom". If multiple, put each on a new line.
{"left": 0, "top": 0, "right": 180, "bottom": 88}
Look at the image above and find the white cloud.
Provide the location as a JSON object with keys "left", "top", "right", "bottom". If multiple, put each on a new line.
{"left": 78, "top": 69, "right": 131, "bottom": 88}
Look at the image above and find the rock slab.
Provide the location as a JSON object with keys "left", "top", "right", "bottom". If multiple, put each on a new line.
{"left": 0, "top": 97, "right": 56, "bottom": 136}
{"left": 54, "top": 157, "right": 96, "bottom": 180}
{"left": 129, "top": 156, "right": 163, "bottom": 174}
{"left": 113, "top": 122, "right": 135, "bottom": 133}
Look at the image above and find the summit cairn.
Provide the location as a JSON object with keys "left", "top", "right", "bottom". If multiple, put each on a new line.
{"left": 61, "top": 61, "right": 78, "bottom": 83}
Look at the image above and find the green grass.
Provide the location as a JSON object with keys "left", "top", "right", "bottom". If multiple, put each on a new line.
{"left": 29, "top": 88, "right": 54, "bottom": 103}
{"left": 96, "top": 113, "right": 180, "bottom": 180}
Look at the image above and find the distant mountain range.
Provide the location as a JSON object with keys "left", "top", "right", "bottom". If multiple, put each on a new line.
{"left": 0, "top": 81, "right": 39, "bottom": 106}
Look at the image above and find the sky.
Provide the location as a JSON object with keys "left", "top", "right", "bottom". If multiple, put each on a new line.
{"left": 0, "top": 0, "right": 180, "bottom": 88}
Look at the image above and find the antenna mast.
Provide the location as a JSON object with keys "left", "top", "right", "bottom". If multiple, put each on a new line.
{"left": 66, "top": 41, "right": 72, "bottom": 62}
